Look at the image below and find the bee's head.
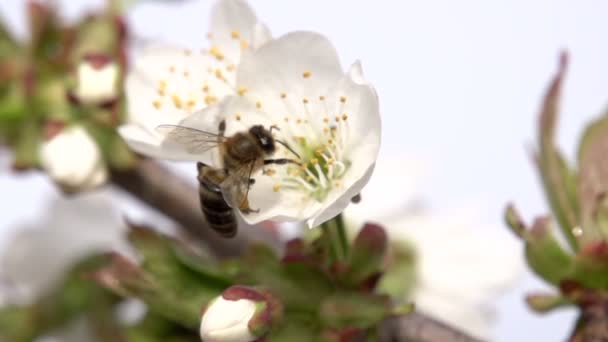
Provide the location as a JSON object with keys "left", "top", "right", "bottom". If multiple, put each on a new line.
{"left": 249, "top": 125, "right": 275, "bottom": 153}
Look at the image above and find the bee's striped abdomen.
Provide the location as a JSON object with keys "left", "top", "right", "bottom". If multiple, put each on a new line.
{"left": 197, "top": 164, "right": 237, "bottom": 238}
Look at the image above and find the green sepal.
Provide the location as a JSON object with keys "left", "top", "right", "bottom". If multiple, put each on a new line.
{"left": 344, "top": 223, "right": 387, "bottom": 286}
{"left": 377, "top": 242, "right": 417, "bottom": 299}
{"left": 526, "top": 292, "right": 573, "bottom": 313}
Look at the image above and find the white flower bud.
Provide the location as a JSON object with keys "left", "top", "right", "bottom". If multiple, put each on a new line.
{"left": 73, "top": 54, "right": 119, "bottom": 104}
{"left": 40, "top": 125, "right": 108, "bottom": 190}
{"left": 200, "top": 297, "right": 258, "bottom": 342}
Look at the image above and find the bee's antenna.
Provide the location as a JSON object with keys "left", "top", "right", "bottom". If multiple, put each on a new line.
{"left": 269, "top": 125, "right": 280, "bottom": 134}
{"left": 276, "top": 140, "right": 301, "bottom": 159}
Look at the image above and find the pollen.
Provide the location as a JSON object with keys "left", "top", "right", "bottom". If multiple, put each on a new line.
{"left": 183, "top": 70, "right": 190, "bottom": 77}
{"left": 273, "top": 184, "right": 282, "bottom": 192}
{"left": 152, "top": 100, "right": 162, "bottom": 109}
{"left": 240, "top": 40, "right": 249, "bottom": 50}
{"left": 209, "top": 46, "right": 224, "bottom": 60}
{"left": 231, "top": 30, "right": 241, "bottom": 39}
{"left": 280, "top": 92, "right": 287, "bottom": 99}
{"left": 159, "top": 80, "right": 167, "bottom": 89}
{"left": 227, "top": 64, "right": 236, "bottom": 72}
{"left": 335, "top": 117, "right": 340, "bottom": 122}
{"left": 296, "top": 118, "right": 302, "bottom": 124}
{"left": 202, "top": 85, "right": 209, "bottom": 93}
{"left": 323, "top": 117, "right": 329, "bottom": 123}
{"left": 264, "top": 169, "right": 276, "bottom": 176}
{"left": 186, "top": 99, "right": 196, "bottom": 109}
{"left": 204, "top": 95, "right": 218, "bottom": 105}
{"left": 157, "top": 88, "right": 166, "bottom": 96}
{"left": 340, "top": 96, "right": 347, "bottom": 103}
{"left": 284, "top": 117, "right": 290, "bottom": 122}
{"left": 342, "top": 113, "right": 349, "bottom": 121}
{"left": 215, "top": 69, "right": 225, "bottom": 80}
{"left": 302, "top": 97, "right": 309, "bottom": 104}
{"left": 235, "top": 113, "right": 242, "bottom": 121}
{"left": 311, "top": 158, "right": 319, "bottom": 165}
{"left": 319, "top": 95, "right": 325, "bottom": 101}
{"left": 302, "top": 71, "right": 312, "bottom": 78}
{"left": 256, "top": 101, "right": 262, "bottom": 109}
{"left": 171, "top": 94, "right": 182, "bottom": 109}
{"left": 238, "top": 87, "right": 248, "bottom": 96}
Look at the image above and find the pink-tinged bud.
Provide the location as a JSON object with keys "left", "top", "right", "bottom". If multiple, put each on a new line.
{"left": 581, "top": 240, "right": 608, "bottom": 261}
{"left": 321, "top": 327, "right": 365, "bottom": 342}
{"left": 200, "top": 286, "right": 282, "bottom": 342}
{"left": 71, "top": 53, "right": 119, "bottom": 105}
{"left": 345, "top": 223, "right": 388, "bottom": 287}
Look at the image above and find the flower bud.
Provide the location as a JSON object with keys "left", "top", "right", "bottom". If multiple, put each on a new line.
{"left": 200, "top": 286, "right": 281, "bottom": 342}
{"left": 39, "top": 125, "right": 107, "bottom": 190}
{"left": 71, "top": 54, "right": 119, "bottom": 105}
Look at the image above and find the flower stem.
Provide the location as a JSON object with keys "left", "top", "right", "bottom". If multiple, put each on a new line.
{"left": 321, "top": 214, "right": 349, "bottom": 262}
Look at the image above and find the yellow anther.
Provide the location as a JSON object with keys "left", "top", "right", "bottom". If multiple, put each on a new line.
{"left": 186, "top": 99, "right": 196, "bottom": 108}
{"left": 284, "top": 117, "right": 290, "bottom": 123}
{"left": 158, "top": 80, "right": 167, "bottom": 89}
{"left": 238, "top": 87, "right": 248, "bottom": 96}
{"left": 215, "top": 69, "right": 225, "bottom": 80}
{"left": 327, "top": 138, "right": 334, "bottom": 144}
{"left": 235, "top": 114, "right": 242, "bottom": 121}
{"left": 327, "top": 158, "right": 335, "bottom": 164}
{"left": 296, "top": 118, "right": 302, "bottom": 124}
{"left": 209, "top": 46, "right": 225, "bottom": 60}
{"left": 256, "top": 101, "right": 262, "bottom": 109}
{"left": 157, "top": 88, "right": 166, "bottom": 96}
{"left": 152, "top": 100, "right": 162, "bottom": 109}
{"left": 340, "top": 96, "right": 347, "bottom": 103}
{"left": 311, "top": 158, "right": 319, "bottom": 164}
{"left": 171, "top": 94, "right": 182, "bottom": 109}
{"left": 323, "top": 117, "right": 329, "bottom": 123}
{"left": 183, "top": 70, "right": 190, "bottom": 77}
{"left": 335, "top": 117, "right": 340, "bottom": 122}
{"left": 315, "top": 149, "right": 323, "bottom": 156}
{"left": 319, "top": 95, "right": 325, "bottom": 101}
{"left": 264, "top": 169, "right": 276, "bottom": 176}
{"left": 298, "top": 137, "right": 307, "bottom": 145}
{"left": 302, "top": 98, "right": 309, "bottom": 104}
{"left": 306, "top": 176, "right": 313, "bottom": 182}
{"left": 202, "top": 85, "right": 209, "bottom": 93}
{"left": 231, "top": 31, "right": 241, "bottom": 39}
{"left": 240, "top": 40, "right": 249, "bottom": 50}
{"left": 342, "top": 113, "right": 349, "bottom": 121}
{"left": 204, "top": 95, "right": 218, "bottom": 105}
{"left": 273, "top": 184, "right": 282, "bottom": 192}
{"left": 323, "top": 128, "right": 329, "bottom": 134}
{"left": 227, "top": 64, "right": 236, "bottom": 72}
{"left": 302, "top": 71, "right": 312, "bottom": 78}
{"left": 280, "top": 92, "right": 287, "bottom": 99}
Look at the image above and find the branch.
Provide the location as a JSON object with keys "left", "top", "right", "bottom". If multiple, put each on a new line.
{"left": 110, "top": 158, "right": 278, "bottom": 258}
{"left": 110, "top": 159, "right": 486, "bottom": 342}
{"left": 380, "top": 312, "right": 484, "bottom": 342}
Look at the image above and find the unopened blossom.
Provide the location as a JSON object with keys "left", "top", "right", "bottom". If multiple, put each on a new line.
{"left": 145, "top": 32, "right": 381, "bottom": 228}
{"left": 39, "top": 125, "right": 108, "bottom": 190}
{"left": 344, "top": 157, "right": 521, "bottom": 340}
{"left": 200, "top": 286, "right": 279, "bottom": 342}
{"left": 119, "top": 0, "right": 271, "bottom": 159}
{"left": 71, "top": 54, "right": 120, "bottom": 105}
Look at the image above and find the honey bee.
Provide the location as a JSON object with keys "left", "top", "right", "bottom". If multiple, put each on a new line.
{"left": 157, "top": 120, "right": 299, "bottom": 237}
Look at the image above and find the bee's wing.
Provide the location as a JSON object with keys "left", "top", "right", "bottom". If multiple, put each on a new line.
{"left": 156, "top": 124, "right": 224, "bottom": 154}
{"left": 220, "top": 161, "right": 257, "bottom": 211}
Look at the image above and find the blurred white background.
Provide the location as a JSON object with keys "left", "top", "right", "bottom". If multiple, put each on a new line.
{"left": 2, "top": 0, "right": 608, "bottom": 340}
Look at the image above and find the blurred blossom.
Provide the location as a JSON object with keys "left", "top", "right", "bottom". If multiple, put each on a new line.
{"left": 0, "top": 190, "right": 131, "bottom": 305}
{"left": 39, "top": 125, "right": 108, "bottom": 191}
{"left": 119, "top": 0, "right": 271, "bottom": 158}
{"left": 344, "top": 156, "right": 522, "bottom": 340}
{"left": 71, "top": 54, "right": 120, "bottom": 105}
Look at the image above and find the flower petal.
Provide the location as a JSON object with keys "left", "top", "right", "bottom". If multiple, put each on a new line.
{"left": 208, "top": 0, "right": 265, "bottom": 63}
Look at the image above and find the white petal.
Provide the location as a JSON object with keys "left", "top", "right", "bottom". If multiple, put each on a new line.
{"left": 236, "top": 32, "right": 343, "bottom": 124}
{"left": 39, "top": 126, "right": 108, "bottom": 189}
{"left": 200, "top": 297, "right": 257, "bottom": 342}
{"left": 125, "top": 43, "right": 235, "bottom": 134}
{"left": 209, "top": 0, "right": 262, "bottom": 63}
{"left": 251, "top": 22, "right": 272, "bottom": 50}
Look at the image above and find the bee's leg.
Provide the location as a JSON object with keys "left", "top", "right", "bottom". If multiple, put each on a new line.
{"left": 263, "top": 158, "right": 300, "bottom": 166}
{"left": 240, "top": 198, "right": 260, "bottom": 214}
{"left": 218, "top": 119, "right": 226, "bottom": 137}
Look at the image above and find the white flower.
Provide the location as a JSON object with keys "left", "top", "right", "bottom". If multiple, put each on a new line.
{"left": 119, "top": 0, "right": 271, "bottom": 159}
{"left": 200, "top": 297, "right": 257, "bottom": 342}
{"left": 139, "top": 32, "right": 381, "bottom": 228}
{"left": 0, "top": 190, "right": 131, "bottom": 305}
{"left": 344, "top": 156, "right": 522, "bottom": 340}
{"left": 72, "top": 54, "right": 119, "bottom": 105}
{"left": 39, "top": 125, "right": 108, "bottom": 190}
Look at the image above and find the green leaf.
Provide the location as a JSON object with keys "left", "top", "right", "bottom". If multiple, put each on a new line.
{"left": 526, "top": 292, "right": 573, "bottom": 313}
{"left": 536, "top": 53, "right": 580, "bottom": 250}
{"left": 319, "top": 292, "right": 390, "bottom": 330}
{"left": 524, "top": 216, "right": 574, "bottom": 285}
{"left": 377, "top": 242, "right": 416, "bottom": 299}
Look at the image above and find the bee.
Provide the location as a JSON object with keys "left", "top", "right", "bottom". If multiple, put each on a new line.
{"left": 157, "top": 120, "right": 299, "bottom": 238}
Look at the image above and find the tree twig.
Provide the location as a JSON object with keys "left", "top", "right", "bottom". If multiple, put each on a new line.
{"left": 380, "top": 312, "right": 484, "bottom": 342}
{"left": 110, "top": 159, "right": 486, "bottom": 342}
{"left": 110, "top": 158, "right": 278, "bottom": 258}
